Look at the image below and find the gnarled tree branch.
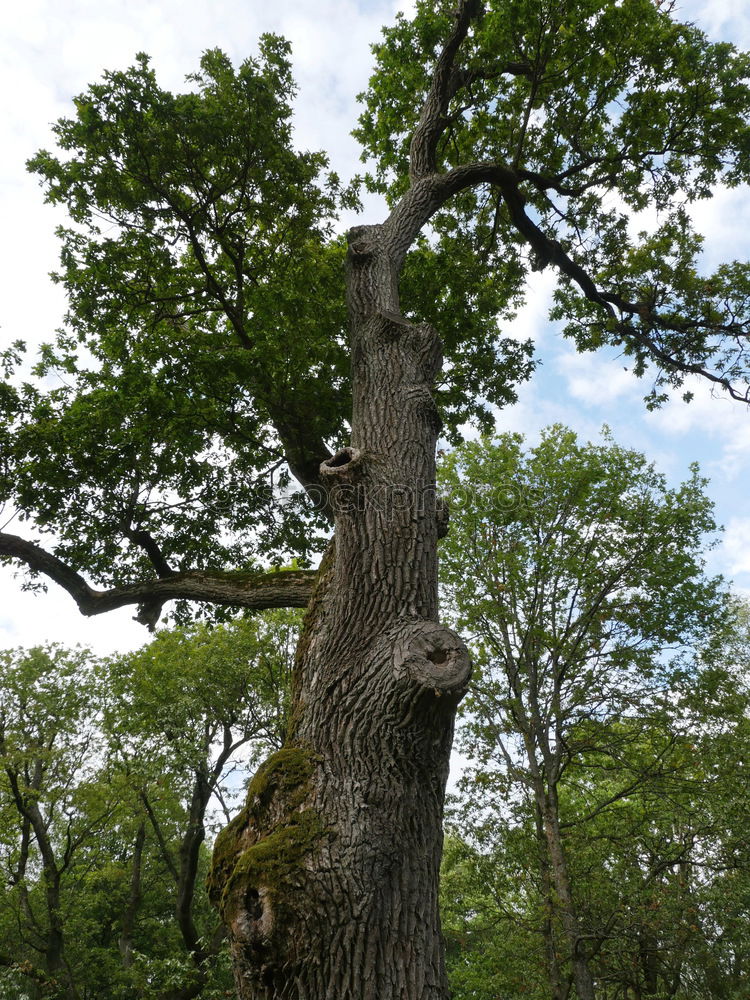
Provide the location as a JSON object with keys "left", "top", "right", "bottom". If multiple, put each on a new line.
{"left": 409, "top": 0, "right": 484, "bottom": 181}
{"left": 409, "top": 0, "right": 535, "bottom": 182}
{"left": 387, "top": 159, "right": 750, "bottom": 401}
{"left": 0, "top": 531, "right": 317, "bottom": 628}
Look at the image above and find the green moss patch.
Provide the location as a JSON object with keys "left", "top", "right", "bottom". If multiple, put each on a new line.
{"left": 222, "top": 808, "right": 324, "bottom": 914}
{"left": 208, "top": 746, "right": 322, "bottom": 913}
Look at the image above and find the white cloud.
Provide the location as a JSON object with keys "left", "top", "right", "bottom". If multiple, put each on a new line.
{"left": 689, "top": 186, "right": 750, "bottom": 273}
{"left": 645, "top": 377, "right": 750, "bottom": 482}
{"left": 0, "top": 571, "right": 146, "bottom": 653}
{"left": 689, "top": 0, "right": 750, "bottom": 45}
{"left": 719, "top": 517, "right": 750, "bottom": 578}
{"left": 556, "top": 346, "right": 642, "bottom": 408}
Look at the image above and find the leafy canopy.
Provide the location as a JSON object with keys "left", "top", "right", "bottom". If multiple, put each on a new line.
{"left": 438, "top": 428, "right": 747, "bottom": 999}
{"left": 0, "top": 32, "right": 535, "bottom": 594}
{"left": 357, "top": 0, "right": 750, "bottom": 405}
{"left": 440, "top": 425, "right": 727, "bottom": 686}
{"left": 4, "top": 40, "right": 347, "bottom": 583}
{"left": 1, "top": 0, "right": 750, "bottom": 614}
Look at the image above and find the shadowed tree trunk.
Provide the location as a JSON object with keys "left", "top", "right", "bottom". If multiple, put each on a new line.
{"left": 118, "top": 822, "right": 145, "bottom": 969}
{"left": 537, "top": 790, "right": 596, "bottom": 1000}
{"left": 535, "top": 805, "right": 567, "bottom": 1000}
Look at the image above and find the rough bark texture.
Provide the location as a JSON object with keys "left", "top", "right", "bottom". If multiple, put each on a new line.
{"left": 208, "top": 226, "right": 471, "bottom": 999}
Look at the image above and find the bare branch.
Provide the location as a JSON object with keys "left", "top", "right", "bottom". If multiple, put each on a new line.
{"left": 0, "top": 531, "right": 317, "bottom": 629}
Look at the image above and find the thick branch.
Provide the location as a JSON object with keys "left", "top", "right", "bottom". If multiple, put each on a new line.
{"left": 121, "top": 526, "right": 176, "bottom": 578}
{"left": 263, "top": 400, "right": 334, "bottom": 518}
{"left": 0, "top": 531, "right": 317, "bottom": 626}
{"left": 387, "top": 160, "right": 750, "bottom": 400}
{"left": 409, "top": 0, "right": 483, "bottom": 180}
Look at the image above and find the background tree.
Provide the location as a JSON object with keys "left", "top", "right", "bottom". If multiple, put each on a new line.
{"left": 0, "top": 611, "right": 297, "bottom": 1000}
{"left": 440, "top": 827, "right": 554, "bottom": 1000}
{"left": 2, "top": 0, "right": 750, "bottom": 995}
{"left": 0, "top": 645, "right": 113, "bottom": 999}
{"left": 103, "top": 612, "right": 296, "bottom": 999}
{"left": 439, "top": 428, "right": 749, "bottom": 999}
{"left": 443, "top": 673, "right": 750, "bottom": 1000}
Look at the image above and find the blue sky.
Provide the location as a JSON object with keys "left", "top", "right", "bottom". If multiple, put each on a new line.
{"left": 1, "top": 0, "right": 749, "bottom": 652}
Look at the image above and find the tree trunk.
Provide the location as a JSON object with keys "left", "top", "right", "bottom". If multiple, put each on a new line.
{"left": 119, "top": 822, "right": 146, "bottom": 968}
{"left": 538, "top": 789, "right": 596, "bottom": 1000}
{"left": 534, "top": 804, "right": 567, "bottom": 1000}
{"left": 209, "top": 225, "right": 471, "bottom": 999}
{"left": 638, "top": 924, "right": 660, "bottom": 999}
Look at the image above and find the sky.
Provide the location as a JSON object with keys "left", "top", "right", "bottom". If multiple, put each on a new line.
{"left": 1, "top": 0, "right": 750, "bottom": 656}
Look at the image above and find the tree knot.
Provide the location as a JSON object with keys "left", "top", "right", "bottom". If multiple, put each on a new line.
{"left": 392, "top": 620, "right": 471, "bottom": 699}
{"left": 346, "top": 224, "right": 381, "bottom": 262}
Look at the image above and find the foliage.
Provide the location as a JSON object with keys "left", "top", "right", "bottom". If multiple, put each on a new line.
{"left": 0, "top": 610, "right": 300, "bottom": 999}
{"left": 8, "top": 41, "right": 347, "bottom": 581}
{"left": 1, "top": 0, "right": 749, "bottom": 617}
{"left": 0, "top": 34, "right": 538, "bottom": 602}
{"left": 0, "top": 645, "right": 113, "bottom": 998}
{"left": 441, "top": 830, "right": 551, "bottom": 1000}
{"left": 440, "top": 425, "right": 728, "bottom": 708}
{"left": 357, "top": 0, "right": 750, "bottom": 405}
{"left": 438, "top": 428, "right": 750, "bottom": 999}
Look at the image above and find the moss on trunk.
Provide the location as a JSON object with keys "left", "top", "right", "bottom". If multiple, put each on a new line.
{"left": 208, "top": 747, "right": 325, "bottom": 928}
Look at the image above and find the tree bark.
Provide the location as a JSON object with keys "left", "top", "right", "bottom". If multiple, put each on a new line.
{"left": 209, "top": 225, "right": 470, "bottom": 999}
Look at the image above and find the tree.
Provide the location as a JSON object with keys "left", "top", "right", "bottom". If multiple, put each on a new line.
{"left": 443, "top": 671, "right": 750, "bottom": 1000}
{"left": 0, "top": 645, "right": 120, "bottom": 998}
{"left": 440, "top": 827, "right": 555, "bottom": 1000}
{"left": 0, "top": 613, "right": 297, "bottom": 1000}
{"left": 104, "top": 613, "right": 296, "bottom": 999}
{"left": 2, "top": 1, "right": 750, "bottom": 996}
{"left": 439, "top": 428, "right": 747, "bottom": 999}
